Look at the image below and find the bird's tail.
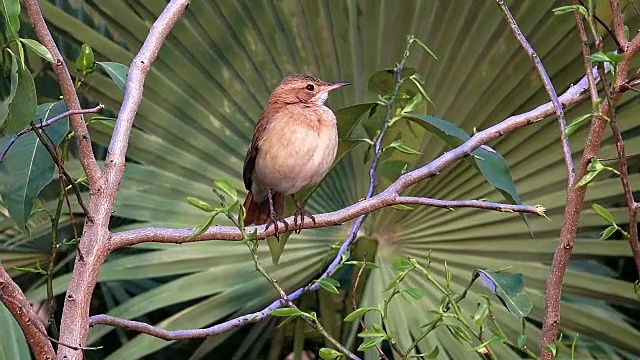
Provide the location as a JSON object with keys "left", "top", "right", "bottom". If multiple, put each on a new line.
{"left": 242, "top": 190, "right": 284, "bottom": 226}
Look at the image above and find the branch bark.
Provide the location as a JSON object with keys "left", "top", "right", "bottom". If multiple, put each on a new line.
{"left": 23, "top": 1, "right": 191, "bottom": 359}
{"left": 539, "top": 11, "right": 640, "bottom": 360}
{"left": 0, "top": 267, "right": 55, "bottom": 359}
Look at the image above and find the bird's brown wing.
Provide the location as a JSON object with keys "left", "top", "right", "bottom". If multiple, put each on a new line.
{"left": 242, "top": 106, "right": 279, "bottom": 190}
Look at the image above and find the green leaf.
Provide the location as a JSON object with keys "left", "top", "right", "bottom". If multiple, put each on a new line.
{"left": 4, "top": 64, "right": 37, "bottom": 135}
{"left": 189, "top": 213, "right": 217, "bottom": 238}
{"left": 444, "top": 261, "right": 452, "bottom": 289}
{"left": 575, "top": 169, "right": 600, "bottom": 188}
{"left": 517, "top": 333, "right": 527, "bottom": 348}
{"left": 358, "top": 328, "right": 387, "bottom": 338}
{"left": 544, "top": 344, "right": 558, "bottom": 358}
{"left": 385, "top": 139, "right": 422, "bottom": 155}
{"left": 318, "top": 348, "right": 343, "bottom": 360}
{"left": 391, "top": 257, "right": 413, "bottom": 272}
{"left": 599, "top": 225, "right": 618, "bottom": 241}
{"left": 401, "top": 287, "right": 424, "bottom": 301}
{"left": 0, "top": 302, "right": 31, "bottom": 360}
{"left": 390, "top": 204, "right": 414, "bottom": 211}
{"left": 186, "top": 197, "right": 214, "bottom": 212}
{"left": 591, "top": 203, "right": 615, "bottom": 224}
{"left": 475, "top": 270, "right": 533, "bottom": 318}
{"left": 344, "top": 261, "right": 380, "bottom": 269}
{"left": 473, "top": 302, "right": 489, "bottom": 326}
{"left": 344, "top": 307, "right": 378, "bottom": 322}
{"left": 422, "top": 345, "right": 440, "bottom": 359}
{"left": 405, "top": 114, "right": 524, "bottom": 213}
{"left": 97, "top": 62, "right": 128, "bottom": 92}
{"left": 76, "top": 43, "right": 96, "bottom": 74}
{"left": 565, "top": 113, "right": 592, "bottom": 137}
{"left": 552, "top": 5, "right": 587, "bottom": 15}
{"left": 314, "top": 278, "right": 340, "bottom": 294}
{"left": 269, "top": 307, "right": 304, "bottom": 317}
{"left": 19, "top": 38, "right": 54, "bottom": 63}
{"left": 446, "top": 324, "right": 473, "bottom": 344}
{"left": 368, "top": 67, "right": 417, "bottom": 96}
{"left": 0, "top": 102, "right": 69, "bottom": 229}
{"left": 336, "top": 102, "right": 378, "bottom": 139}
{"left": 213, "top": 178, "right": 237, "bottom": 201}
{"left": 634, "top": 281, "right": 640, "bottom": 300}
{"left": 589, "top": 52, "right": 611, "bottom": 63}
{"left": 411, "top": 38, "right": 438, "bottom": 61}
{"left": 357, "top": 336, "right": 385, "bottom": 351}
{"left": 0, "top": 52, "right": 19, "bottom": 131}
{"left": 1, "top": 0, "right": 20, "bottom": 39}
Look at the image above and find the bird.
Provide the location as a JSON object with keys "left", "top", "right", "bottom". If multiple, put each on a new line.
{"left": 241, "top": 74, "right": 350, "bottom": 236}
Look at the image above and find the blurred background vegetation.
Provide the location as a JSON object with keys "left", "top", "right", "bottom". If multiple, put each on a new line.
{"left": 1, "top": 1, "right": 640, "bottom": 359}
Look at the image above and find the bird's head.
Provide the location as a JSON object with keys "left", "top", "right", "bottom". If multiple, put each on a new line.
{"left": 268, "top": 74, "right": 350, "bottom": 106}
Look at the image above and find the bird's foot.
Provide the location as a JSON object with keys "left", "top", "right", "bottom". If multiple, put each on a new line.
{"left": 293, "top": 208, "right": 316, "bottom": 234}
{"left": 265, "top": 211, "right": 289, "bottom": 240}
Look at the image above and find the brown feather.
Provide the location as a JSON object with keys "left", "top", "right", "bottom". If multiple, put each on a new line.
{"left": 242, "top": 190, "right": 284, "bottom": 226}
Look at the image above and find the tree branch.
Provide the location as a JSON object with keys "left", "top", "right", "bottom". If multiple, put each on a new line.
{"left": 0, "top": 267, "right": 55, "bottom": 359}
{"left": 496, "top": 0, "right": 575, "bottom": 185}
{"left": 23, "top": 0, "right": 102, "bottom": 187}
{"left": 0, "top": 105, "right": 104, "bottom": 164}
{"left": 539, "top": 14, "right": 640, "bottom": 360}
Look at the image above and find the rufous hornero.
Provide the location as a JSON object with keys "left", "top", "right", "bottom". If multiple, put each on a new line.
{"left": 241, "top": 74, "right": 350, "bottom": 237}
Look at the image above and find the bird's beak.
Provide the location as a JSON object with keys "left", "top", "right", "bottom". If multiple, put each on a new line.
{"left": 326, "top": 81, "right": 351, "bottom": 91}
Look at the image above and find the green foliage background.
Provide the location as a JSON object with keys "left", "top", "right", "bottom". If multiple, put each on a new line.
{"left": 1, "top": 1, "right": 639, "bottom": 359}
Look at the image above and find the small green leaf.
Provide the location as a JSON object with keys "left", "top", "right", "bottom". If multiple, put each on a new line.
{"left": 605, "top": 51, "right": 626, "bottom": 63}
{"left": 473, "top": 302, "right": 489, "bottom": 326}
{"left": 446, "top": 325, "right": 473, "bottom": 344}
{"left": 444, "top": 261, "right": 452, "bottom": 289}
{"left": 344, "top": 307, "right": 378, "bottom": 322}
{"left": 599, "top": 225, "right": 618, "bottom": 241}
{"left": 97, "top": 62, "right": 128, "bottom": 92}
{"left": 1, "top": 0, "right": 20, "bottom": 39}
{"left": 391, "top": 257, "right": 413, "bottom": 272}
{"left": 517, "top": 333, "right": 527, "bottom": 348}
{"left": 589, "top": 51, "right": 611, "bottom": 63}
{"left": 75, "top": 44, "right": 96, "bottom": 75}
{"left": 544, "top": 344, "right": 558, "bottom": 357}
{"left": 0, "top": 52, "right": 19, "bottom": 130}
{"left": 634, "top": 280, "right": 639, "bottom": 300}
{"left": 344, "top": 261, "right": 379, "bottom": 269}
{"left": 336, "top": 102, "right": 378, "bottom": 139}
{"left": 270, "top": 308, "right": 304, "bottom": 317}
{"left": 187, "top": 197, "right": 214, "bottom": 212}
{"left": 565, "top": 113, "right": 592, "bottom": 137}
{"left": 4, "top": 61, "right": 37, "bottom": 135}
{"left": 390, "top": 204, "right": 414, "bottom": 211}
{"left": 188, "top": 213, "right": 217, "bottom": 238}
{"left": 475, "top": 270, "right": 533, "bottom": 318}
{"left": 401, "top": 93, "right": 422, "bottom": 114}
{"left": 314, "top": 278, "right": 340, "bottom": 294}
{"left": 423, "top": 345, "right": 440, "bottom": 359}
{"left": 385, "top": 139, "right": 422, "bottom": 155}
{"left": 401, "top": 287, "right": 424, "bottom": 301}
{"left": 318, "top": 348, "right": 343, "bottom": 360}
{"left": 591, "top": 203, "right": 615, "bottom": 224}
{"left": 412, "top": 38, "right": 438, "bottom": 60}
{"left": 19, "top": 39, "right": 54, "bottom": 63}
{"left": 575, "top": 170, "right": 600, "bottom": 188}
{"left": 385, "top": 271, "right": 409, "bottom": 291}
{"left": 213, "top": 178, "right": 237, "bottom": 201}
{"left": 552, "top": 5, "right": 587, "bottom": 15}
{"left": 357, "top": 336, "right": 385, "bottom": 351}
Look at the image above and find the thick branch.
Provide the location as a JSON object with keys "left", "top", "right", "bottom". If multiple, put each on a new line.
{"left": 496, "top": 0, "right": 575, "bottom": 184}
{"left": 23, "top": 0, "right": 102, "bottom": 187}
{"left": 0, "top": 267, "right": 55, "bottom": 359}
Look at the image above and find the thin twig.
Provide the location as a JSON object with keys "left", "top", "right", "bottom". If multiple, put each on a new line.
{"left": 351, "top": 256, "right": 388, "bottom": 360}
{"left": 0, "top": 105, "right": 104, "bottom": 164}
{"left": 496, "top": 0, "right": 575, "bottom": 185}
{"left": 609, "top": 117, "right": 640, "bottom": 279}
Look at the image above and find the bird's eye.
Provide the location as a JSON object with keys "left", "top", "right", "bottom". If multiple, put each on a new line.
{"left": 305, "top": 84, "right": 314, "bottom": 91}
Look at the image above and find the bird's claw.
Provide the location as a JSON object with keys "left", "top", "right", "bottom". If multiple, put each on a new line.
{"left": 293, "top": 208, "right": 316, "bottom": 234}
{"left": 266, "top": 211, "right": 289, "bottom": 240}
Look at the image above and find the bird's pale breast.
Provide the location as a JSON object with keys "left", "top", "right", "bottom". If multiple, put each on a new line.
{"left": 252, "top": 105, "right": 338, "bottom": 201}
